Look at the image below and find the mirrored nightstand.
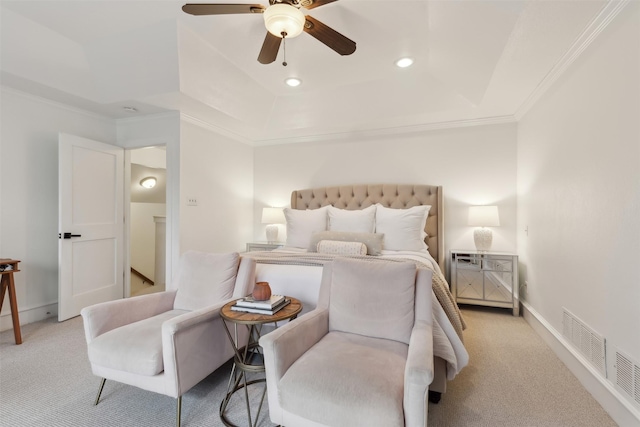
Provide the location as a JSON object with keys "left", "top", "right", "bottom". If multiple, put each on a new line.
{"left": 451, "top": 250, "right": 519, "bottom": 316}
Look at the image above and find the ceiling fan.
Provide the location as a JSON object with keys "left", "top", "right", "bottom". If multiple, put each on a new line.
{"left": 182, "top": 0, "right": 356, "bottom": 65}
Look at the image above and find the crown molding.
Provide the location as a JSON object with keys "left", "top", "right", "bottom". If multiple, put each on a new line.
{"left": 251, "top": 115, "right": 517, "bottom": 147}
{"left": 115, "top": 111, "right": 179, "bottom": 126}
{"left": 179, "top": 113, "right": 253, "bottom": 146}
{"left": 179, "top": 113, "right": 516, "bottom": 147}
{"left": 0, "top": 85, "right": 113, "bottom": 123}
{"left": 514, "top": 0, "right": 630, "bottom": 120}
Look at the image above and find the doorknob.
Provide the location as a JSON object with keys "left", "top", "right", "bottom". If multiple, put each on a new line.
{"left": 59, "top": 232, "right": 82, "bottom": 239}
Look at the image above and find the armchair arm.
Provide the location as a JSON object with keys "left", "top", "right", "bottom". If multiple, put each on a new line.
{"left": 233, "top": 257, "right": 257, "bottom": 298}
{"left": 404, "top": 320, "right": 434, "bottom": 427}
{"left": 81, "top": 290, "right": 177, "bottom": 343}
{"left": 161, "top": 299, "right": 235, "bottom": 397}
{"left": 260, "top": 308, "right": 329, "bottom": 382}
{"left": 259, "top": 308, "right": 329, "bottom": 424}
{"left": 162, "top": 299, "right": 226, "bottom": 334}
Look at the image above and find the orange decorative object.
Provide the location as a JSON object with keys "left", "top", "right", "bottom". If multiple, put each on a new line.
{"left": 252, "top": 281, "right": 272, "bottom": 301}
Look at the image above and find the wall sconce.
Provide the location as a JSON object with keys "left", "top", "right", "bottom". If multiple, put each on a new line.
{"left": 262, "top": 207, "right": 286, "bottom": 243}
{"left": 140, "top": 177, "right": 157, "bottom": 189}
{"left": 468, "top": 205, "right": 500, "bottom": 252}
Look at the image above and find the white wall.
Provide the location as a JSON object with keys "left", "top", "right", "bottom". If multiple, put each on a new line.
{"left": 130, "top": 203, "right": 166, "bottom": 281}
{"left": 0, "top": 88, "right": 117, "bottom": 328}
{"left": 253, "top": 122, "right": 519, "bottom": 267}
{"left": 0, "top": 93, "right": 256, "bottom": 327}
{"left": 517, "top": 3, "right": 639, "bottom": 424}
{"left": 178, "top": 119, "right": 254, "bottom": 261}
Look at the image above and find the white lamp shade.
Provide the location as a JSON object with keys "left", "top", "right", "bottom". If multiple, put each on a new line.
{"left": 468, "top": 206, "right": 500, "bottom": 227}
{"left": 263, "top": 4, "right": 305, "bottom": 38}
{"left": 262, "top": 207, "right": 285, "bottom": 224}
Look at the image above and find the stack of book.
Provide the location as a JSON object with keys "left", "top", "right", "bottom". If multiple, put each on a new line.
{"left": 231, "top": 295, "right": 290, "bottom": 315}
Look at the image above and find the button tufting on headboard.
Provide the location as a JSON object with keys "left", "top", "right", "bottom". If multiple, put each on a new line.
{"left": 290, "top": 184, "right": 444, "bottom": 270}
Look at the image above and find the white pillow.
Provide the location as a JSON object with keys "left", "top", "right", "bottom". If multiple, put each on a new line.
{"left": 308, "top": 231, "right": 384, "bottom": 255}
{"left": 317, "top": 240, "right": 367, "bottom": 256}
{"left": 284, "top": 206, "right": 329, "bottom": 249}
{"left": 327, "top": 205, "right": 376, "bottom": 233}
{"left": 375, "top": 204, "right": 430, "bottom": 251}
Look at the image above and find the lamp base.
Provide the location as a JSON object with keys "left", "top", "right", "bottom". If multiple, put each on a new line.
{"left": 473, "top": 228, "right": 493, "bottom": 252}
{"left": 265, "top": 224, "right": 278, "bottom": 244}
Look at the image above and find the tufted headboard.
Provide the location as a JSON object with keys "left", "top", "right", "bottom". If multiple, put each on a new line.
{"left": 290, "top": 184, "right": 444, "bottom": 270}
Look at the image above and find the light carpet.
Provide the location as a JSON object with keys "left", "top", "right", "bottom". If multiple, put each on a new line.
{"left": 427, "top": 306, "right": 618, "bottom": 427}
{"left": 0, "top": 316, "right": 270, "bottom": 427}
{"left": 0, "top": 307, "right": 618, "bottom": 426}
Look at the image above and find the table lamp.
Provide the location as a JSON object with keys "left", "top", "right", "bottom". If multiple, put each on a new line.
{"left": 468, "top": 205, "right": 500, "bottom": 252}
{"left": 262, "top": 207, "right": 285, "bottom": 243}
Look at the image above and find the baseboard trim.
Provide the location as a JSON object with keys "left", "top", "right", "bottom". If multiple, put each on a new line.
{"left": 522, "top": 301, "right": 640, "bottom": 427}
{"left": 0, "top": 302, "right": 58, "bottom": 333}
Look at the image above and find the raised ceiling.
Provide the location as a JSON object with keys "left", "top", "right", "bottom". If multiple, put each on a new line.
{"left": 1, "top": 0, "right": 613, "bottom": 145}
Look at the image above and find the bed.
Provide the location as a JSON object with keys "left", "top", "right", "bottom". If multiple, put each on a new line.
{"left": 245, "top": 183, "right": 468, "bottom": 401}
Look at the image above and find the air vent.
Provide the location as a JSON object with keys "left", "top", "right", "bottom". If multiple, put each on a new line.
{"left": 609, "top": 346, "right": 640, "bottom": 408}
{"left": 636, "top": 363, "right": 640, "bottom": 405}
{"left": 562, "top": 308, "right": 606, "bottom": 376}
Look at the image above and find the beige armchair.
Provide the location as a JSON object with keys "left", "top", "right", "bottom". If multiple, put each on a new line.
{"left": 260, "top": 258, "right": 434, "bottom": 427}
{"left": 81, "top": 251, "right": 256, "bottom": 427}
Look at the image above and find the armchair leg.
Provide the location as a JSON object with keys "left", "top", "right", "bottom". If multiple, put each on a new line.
{"left": 428, "top": 390, "right": 442, "bottom": 404}
{"left": 176, "top": 396, "right": 182, "bottom": 427}
{"left": 94, "top": 378, "right": 106, "bottom": 405}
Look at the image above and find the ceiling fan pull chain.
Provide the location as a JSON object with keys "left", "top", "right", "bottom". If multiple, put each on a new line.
{"left": 281, "top": 31, "right": 288, "bottom": 66}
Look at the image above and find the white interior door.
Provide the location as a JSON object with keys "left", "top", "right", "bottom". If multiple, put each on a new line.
{"left": 58, "top": 133, "right": 124, "bottom": 321}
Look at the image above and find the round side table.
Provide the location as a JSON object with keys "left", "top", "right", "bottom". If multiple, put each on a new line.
{"left": 219, "top": 296, "right": 302, "bottom": 427}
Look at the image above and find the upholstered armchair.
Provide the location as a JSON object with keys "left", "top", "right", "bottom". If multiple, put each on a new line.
{"left": 260, "top": 258, "right": 434, "bottom": 427}
{"left": 81, "top": 251, "right": 256, "bottom": 427}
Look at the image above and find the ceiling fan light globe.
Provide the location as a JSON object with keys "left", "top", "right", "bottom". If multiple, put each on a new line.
{"left": 264, "top": 4, "right": 305, "bottom": 38}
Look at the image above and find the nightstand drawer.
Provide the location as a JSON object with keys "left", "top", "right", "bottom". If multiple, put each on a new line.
{"left": 454, "top": 254, "right": 513, "bottom": 272}
{"left": 246, "top": 242, "right": 283, "bottom": 252}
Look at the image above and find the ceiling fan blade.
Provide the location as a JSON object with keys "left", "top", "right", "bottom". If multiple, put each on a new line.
{"left": 303, "top": 15, "right": 356, "bottom": 56}
{"left": 301, "top": 0, "right": 338, "bottom": 10}
{"left": 258, "top": 32, "right": 282, "bottom": 64}
{"left": 182, "top": 3, "right": 265, "bottom": 16}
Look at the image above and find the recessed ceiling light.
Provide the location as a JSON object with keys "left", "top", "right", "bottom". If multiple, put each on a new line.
{"left": 285, "top": 77, "right": 302, "bottom": 87}
{"left": 395, "top": 57, "right": 414, "bottom": 68}
{"left": 123, "top": 106, "right": 138, "bottom": 113}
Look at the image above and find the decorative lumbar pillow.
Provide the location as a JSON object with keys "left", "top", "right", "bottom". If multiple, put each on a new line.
{"left": 375, "top": 204, "right": 430, "bottom": 251}
{"left": 316, "top": 240, "right": 367, "bottom": 256}
{"left": 284, "top": 206, "right": 329, "bottom": 249}
{"left": 327, "top": 205, "right": 376, "bottom": 233}
{"left": 173, "top": 251, "right": 239, "bottom": 311}
{"left": 308, "top": 231, "right": 384, "bottom": 255}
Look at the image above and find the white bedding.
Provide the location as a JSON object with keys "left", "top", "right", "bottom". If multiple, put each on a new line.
{"left": 251, "top": 248, "right": 469, "bottom": 380}
{"left": 255, "top": 262, "right": 323, "bottom": 316}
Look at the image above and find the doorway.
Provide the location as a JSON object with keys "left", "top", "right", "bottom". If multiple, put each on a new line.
{"left": 128, "top": 146, "right": 166, "bottom": 297}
